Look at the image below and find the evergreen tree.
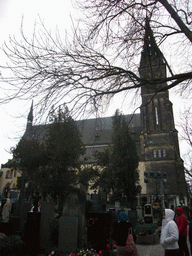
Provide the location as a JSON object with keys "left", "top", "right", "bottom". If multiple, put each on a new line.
{"left": 111, "top": 110, "right": 139, "bottom": 207}
{"left": 91, "top": 110, "right": 140, "bottom": 207}
{"left": 91, "top": 148, "right": 116, "bottom": 193}
{"left": 45, "top": 105, "right": 85, "bottom": 203}
{"left": 12, "top": 105, "right": 85, "bottom": 203}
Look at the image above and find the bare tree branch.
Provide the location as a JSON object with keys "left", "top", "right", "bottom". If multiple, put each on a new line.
{"left": 0, "top": 0, "right": 192, "bottom": 118}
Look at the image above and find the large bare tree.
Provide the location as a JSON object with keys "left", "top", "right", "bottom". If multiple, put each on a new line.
{"left": 179, "top": 106, "right": 192, "bottom": 196}
{"left": 179, "top": 107, "right": 192, "bottom": 167}
{"left": 0, "top": 0, "right": 192, "bottom": 118}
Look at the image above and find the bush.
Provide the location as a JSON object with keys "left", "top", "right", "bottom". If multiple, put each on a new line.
{"left": 134, "top": 223, "right": 156, "bottom": 236}
{"left": 0, "top": 235, "right": 24, "bottom": 255}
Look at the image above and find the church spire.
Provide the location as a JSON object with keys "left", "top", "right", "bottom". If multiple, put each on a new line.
{"left": 140, "top": 18, "right": 164, "bottom": 71}
{"left": 27, "top": 101, "right": 33, "bottom": 127}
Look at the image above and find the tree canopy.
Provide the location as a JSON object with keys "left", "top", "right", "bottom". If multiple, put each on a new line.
{"left": 111, "top": 110, "right": 140, "bottom": 206}
{"left": 12, "top": 106, "right": 85, "bottom": 201}
{"left": 0, "top": 0, "right": 192, "bottom": 117}
{"left": 88, "top": 110, "right": 140, "bottom": 207}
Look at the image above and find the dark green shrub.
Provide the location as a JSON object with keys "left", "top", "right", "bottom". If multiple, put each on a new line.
{"left": 134, "top": 223, "right": 156, "bottom": 236}
{"left": 0, "top": 235, "right": 24, "bottom": 255}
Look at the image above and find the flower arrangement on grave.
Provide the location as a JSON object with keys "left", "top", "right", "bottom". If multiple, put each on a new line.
{"left": 48, "top": 248, "right": 101, "bottom": 256}
{"left": 70, "top": 248, "right": 99, "bottom": 256}
{"left": 134, "top": 223, "right": 156, "bottom": 236}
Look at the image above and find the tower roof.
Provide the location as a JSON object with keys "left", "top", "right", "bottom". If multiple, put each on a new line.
{"left": 140, "top": 18, "right": 164, "bottom": 68}
{"left": 27, "top": 101, "right": 33, "bottom": 124}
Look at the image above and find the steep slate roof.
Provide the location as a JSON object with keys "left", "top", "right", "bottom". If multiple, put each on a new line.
{"left": 77, "top": 114, "right": 141, "bottom": 144}
{"left": 23, "top": 124, "right": 49, "bottom": 141}
{"left": 23, "top": 113, "right": 141, "bottom": 163}
{"left": 77, "top": 114, "right": 141, "bottom": 163}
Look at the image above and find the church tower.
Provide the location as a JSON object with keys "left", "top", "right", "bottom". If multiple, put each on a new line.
{"left": 139, "top": 19, "right": 188, "bottom": 206}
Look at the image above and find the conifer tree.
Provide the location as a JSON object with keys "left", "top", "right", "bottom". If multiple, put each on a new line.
{"left": 12, "top": 105, "right": 85, "bottom": 204}
{"left": 91, "top": 110, "right": 140, "bottom": 207}
{"left": 111, "top": 110, "right": 139, "bottom": 207}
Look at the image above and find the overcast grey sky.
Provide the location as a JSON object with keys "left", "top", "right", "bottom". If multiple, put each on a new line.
{"left": 0, "top": 0, "right": 190, "bottom": 167}
{"left": 0, "top": 0, "right": 77, "bottom": 165}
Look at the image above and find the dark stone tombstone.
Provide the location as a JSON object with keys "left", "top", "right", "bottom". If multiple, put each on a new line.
{"left": 144, "top": 215, "right": 153, "bottom": 224}
{"left": 101, "top": 191, "right": 107, "bottom": 212}
{"left": 22, "top": 201, "right": 32, "bottom": 218}
{"left": 39, "top": 201, "right": 55, "bottom": 250}
{"left": 58, "top": 189, "right": 86, "bottom": 253}
{"left": 18, "top": 200, "right": 31, "bottom": 231}
{"left": 86, "top": 212, "right": 112, "bottom": 252}
{"left": 59, "top": 216, "right": 78, "bottom": 253}
{"left": 9, "top": 216, "right": 21, "bottom": 235}
{"left": 128, "top": 210, "right": 138, "bottom": 228}
{"left": 144, "top": 204, "right": 152, "bottom": 215}
{"left": 91, "top": 194, "right": 98, "bottom": 212}
{"left": 24, "top": 211, "right": 41, "bottom": 255}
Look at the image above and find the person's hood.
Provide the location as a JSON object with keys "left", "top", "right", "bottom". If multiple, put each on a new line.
{"left": 165, "top": 209, "right": 175, "bottom": 222}
{"left": 118, "top": 211, "right": 129, "bottom": 222}
{"left": 161, "top": 209, "right": 176, "bottom": 247}
{"left": 177, "top": 207, "right": 184, "bottom": 216}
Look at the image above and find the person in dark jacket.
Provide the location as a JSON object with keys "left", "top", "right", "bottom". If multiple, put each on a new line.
{"left": 111, "top": 211, "right": 136, "bottom": 256}
{"left": 176, "top": 207, "right": 189, "bottom": 256}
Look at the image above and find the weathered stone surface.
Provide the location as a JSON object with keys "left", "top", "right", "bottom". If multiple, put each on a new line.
{"left": 58, "top": 216, "right": 78, "bottom": 253}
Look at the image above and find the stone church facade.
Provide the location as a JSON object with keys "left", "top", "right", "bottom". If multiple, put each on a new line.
{"left": 138, "top": 20, "right": 188, "bottom": 207}
{"left": 23, "top": 21, "right": 188, "bottom": 208}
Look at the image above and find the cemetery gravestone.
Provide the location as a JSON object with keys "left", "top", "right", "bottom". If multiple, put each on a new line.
{"left": 59, "top": 189, "right": 86, "bottom": 253}
{"left": 87, "top": 212, "right": 112, "bottom": 251}
{"left": 39, "top": 201, "right": 55, "bottom": 250}
{"left": 91, "top": 193, "right": 98, "bottom": 212}
{"left": 24, "top": 211, "right": 41, "bottom": 255}
{"left": 144, "top": 204, "right": 153, "bottom": 224}
{"left": 128, "top": 210, "right": 138, "bottom": 227}
{"left": 59, "top": 216, "right": 78, "bottom": 253}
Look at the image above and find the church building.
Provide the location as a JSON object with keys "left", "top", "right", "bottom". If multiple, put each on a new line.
{"left": 23, "top": 21, "right": 188, "bottom": 208}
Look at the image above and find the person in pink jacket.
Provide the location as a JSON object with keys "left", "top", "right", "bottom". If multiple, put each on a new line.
{"left": 176, "top": 207, "right": 189, "bottom": 256}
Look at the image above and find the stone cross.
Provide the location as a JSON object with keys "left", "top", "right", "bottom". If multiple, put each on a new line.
{"left": 136, "top": 193, "right": 141, "bottom": 206}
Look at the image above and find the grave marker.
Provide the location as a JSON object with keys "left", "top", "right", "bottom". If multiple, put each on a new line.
{"left": 58, "top": 216, "right": 78, "bottom": 253}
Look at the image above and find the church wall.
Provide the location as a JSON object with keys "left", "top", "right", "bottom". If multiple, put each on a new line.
{"left": 0, "top": 168, "right": 21, "bottom": 196}
{"left": 144, "top": 160, "right": 187, "bottom": 197}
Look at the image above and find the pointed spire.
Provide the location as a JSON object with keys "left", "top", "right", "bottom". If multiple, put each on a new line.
{"left": 27, "top": 101, "right": 33, "bottom": 125}
{"left": 140, "top": 17, "right": 164, "bottom": 68}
